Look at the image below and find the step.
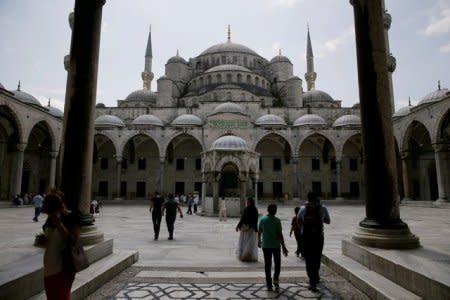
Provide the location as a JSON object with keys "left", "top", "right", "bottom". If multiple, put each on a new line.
{"left": 0, "top": 239, "right": 113, "bottom": 300}
{"left": 29, "top": 249, "right": 138, "bottom": 300}
{"left": 323, "top": 252, "right": 422, "bottom": 300}
{"left": 342, "top": 239, "right": 450, "bottom": 300}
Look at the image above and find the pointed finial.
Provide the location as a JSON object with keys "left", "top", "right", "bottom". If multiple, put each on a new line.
{"left": 227, "top": 24, "right": 231, "bottom": 43}
{"left": 17, "top": 80, "right": 21, "bottom": 91}
{"left": 48, "top": 97, "right": 51, "bottom": 107}
{"left": 279, "top": 48, "right": 282, "bottom": 56}
{"left": 176, "top": 49, "right": 179, "bottom": 57}
{"left": 438, "top": 80, "right": 441, "bottom": 90}
{"left": 408, "top": 96, "right": 411, "bottom": 106}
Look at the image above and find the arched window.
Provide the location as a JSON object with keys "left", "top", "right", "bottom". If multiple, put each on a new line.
{"left": 261, "top": 79, "right": 265, "bottom": 87}
{"left": 216, "top": 74, "right": 222, "bottom": 83}
{"left": 247, "top": 75, "right": 251, "bottom": 84}
{"left": 243, "top": 56, "right": 248, "bottom": 66}
{"left": 207, "top": 75, "right": 212, "bottom": 85}
{"left": 237, "top": 74, "right": 242, "bottom": 83}
{"left": 255, "top": 77, "right": 260, "bottom": 86}
{"left": 199, "top": 77, "right": 204, "bottom": 85}
{"left": 227, "top": 92, "right": 232, "bottom": 100}
{"left": 226, "top": 73, "right": 232, "bottom": 83}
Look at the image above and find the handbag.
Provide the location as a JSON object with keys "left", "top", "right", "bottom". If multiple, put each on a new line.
{"left": 62, "top": 241, "right": 90, "bottom": 273}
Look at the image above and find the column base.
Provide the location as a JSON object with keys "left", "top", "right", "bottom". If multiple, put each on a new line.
{"left": 335, "top": 197, "right": 344, "bottom": 201}
{"left": 79, "top": 224, "right": 104, "bottom": 246}
{"left": 352, "top": 223, "right": 420, "bottom": 249}
{"left": 434, "top": 198, "right": 449, "bottom": 204}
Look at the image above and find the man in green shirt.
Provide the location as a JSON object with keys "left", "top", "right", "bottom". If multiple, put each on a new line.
{"left": 258, "top": 204, "right": 288, "bottom": 292}
{"left": 162, "top": 194, "right": 183, "bottom": 240}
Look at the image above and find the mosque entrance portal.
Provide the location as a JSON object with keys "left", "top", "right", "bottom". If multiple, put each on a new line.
{"left": 219, "top": 163, "right": 239, "bottom": 197}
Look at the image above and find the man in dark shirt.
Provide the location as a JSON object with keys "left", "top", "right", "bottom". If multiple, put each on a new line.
{"left": 149, "top": 192, "right": 164, "bottom": 240}
{"left": 162, "top": 193, "right": 183, "bottom": 240}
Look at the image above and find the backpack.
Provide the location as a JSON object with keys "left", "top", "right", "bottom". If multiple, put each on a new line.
{"left": 302, "top": 204, "right": 323, "bottom": 234}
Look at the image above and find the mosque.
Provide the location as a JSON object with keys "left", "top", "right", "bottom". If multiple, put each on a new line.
{"left": 0, "top": 26, "right": 448, "bottom": 215}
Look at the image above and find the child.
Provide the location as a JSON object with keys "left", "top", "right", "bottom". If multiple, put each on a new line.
{"left": 290, "top": 206, "right": 303, "bottom": 258}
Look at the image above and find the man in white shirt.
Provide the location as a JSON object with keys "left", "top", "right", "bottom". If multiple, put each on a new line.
{"left": 32, "top": 192, "right": 44, "bottom": 222}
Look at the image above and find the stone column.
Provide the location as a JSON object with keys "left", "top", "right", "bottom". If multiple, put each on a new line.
{"left": 213, "top": 173, "right": 219, "bottom": 213}
{"left": 350, "top": 0, "right": 419, "bottom": 248}
{"left": 240, "top": 174, "right": 247, "bottom": 214}
{"left": 115, "top": 155, "right": 122, "bottom": 199}
{"left": 254, "top": 174, "right": 259, "bottom": 208}
{"left": 11, "top": 143, "right": 26, "bottom": 198}
{"left": 48, "top": 151, "right": 58, "bottom": 189}
{"left": 400, "top": 151, "right": 412, "bottom": 201}
{"left": 336, "top": 159, "right": 344, "bottom": 200}
{"left": 60, "top": 0, "right": 106, "bottom": 245}
{"left": 292, "top": 156, "right": 299, "bottom": 200}
{"left": 159, "top": 157, "right": 165, "bottom": 193}
{"left": 201, "top": 173, "right": 206, "bottom": 205}
{"left": 434, "top": 143, "right": 449, "bottom": 203}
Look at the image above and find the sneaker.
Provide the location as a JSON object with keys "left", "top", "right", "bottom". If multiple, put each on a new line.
{"left": 168, "top": 236, "right": 173, "bottom": 240}
{"left": 274, "top": 281, "right": 280, "bottom": 292}
{"left": 308, "top": 285, "right": 319, "bottom": 292}
{"left": 266, "top": 286, "right": 273, "bottom": 292}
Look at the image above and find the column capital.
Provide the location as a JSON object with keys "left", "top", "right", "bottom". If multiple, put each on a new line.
{"left": 16, "top": 143, "right": 27, "bottom": 152}
{"left": 400, "top": 151, "right": 409, "bottom": 160}
{"left": 159, "top": 156, "right": 166, "bottom": 163}
{"left": 433, "top": 143, "right": 449, "bottom": 153}
{"left": 49, "top": 151, "right": 59, "bottom": 159}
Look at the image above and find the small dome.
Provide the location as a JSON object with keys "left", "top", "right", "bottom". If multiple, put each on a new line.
{"left": 171, "top": 114, "right": 203, "bottom": 127}
{"left": 96, "top": 103, "right": 106, "bottom": 108}
{"left": 393, "top": 106, "right": 413, "bottom": 118}
{"left": 213, "top": 102, "right": 244, "bottom": 114}
{"left": 95, "top": 115, "right": 125, "bottom": 128}
{"left": 132, "top": 114, "right": 164, "bottom": 127}
{"left": 293, "top": 114, "right": 327, "bottom": 127}
{"left": 200, "top": 42, "right": 258, "bottom": 56}
{"left": 287, "top": 76, "right": 302, "bottom": 81}
{"left": 418, "top": 88, "right": 449, "bottom": 106}
{"left": 302, "top": 89, "right": 334, "bottom": 103}
{"left": 205, "top": 64, "right": 251, "bottom": 73}
{"left": 167, "top": 55, "right": 187, "bottom": 64}
{"left": 47, "top": 106, "right": 64, "bottom": 118}
{"left": 125, "top": 89, "right": 157, "bottom": 103}
{"left": 255, "top": 114, "right": 287, "bottom": 126}
{"left": 332, "top": 115, "right": 361, "bottom": 128}
{"left": 352, "top": 103, "right": 360, "bottom": 109}
{"left": 211, "top": 135, "right": 249, "bottom": 151}
{"left": 270, "top": 55, "right": 292, "bottom": 64}
{"left": 11, "top": 88, "right": 42, "bottom": 106}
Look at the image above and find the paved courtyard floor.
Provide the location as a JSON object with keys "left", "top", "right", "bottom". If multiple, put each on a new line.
{"left": 1, "top": 201, "right": 449, "bottom": 299}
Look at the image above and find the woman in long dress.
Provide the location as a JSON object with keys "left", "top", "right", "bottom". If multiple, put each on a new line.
{"left": 235, "top": 197, "right": 259, "bottom": 262}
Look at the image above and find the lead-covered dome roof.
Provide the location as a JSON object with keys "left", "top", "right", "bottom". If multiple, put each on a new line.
{"left": 302, "top": 89, "right": 334, "bottom": 102}
{"left": 95, "top": 115, "right": 125, "bottom": 128}
{"left": 210, "top": 135, "right": 249, "bottom": 151}
{"left": 205, "top": 64, "right": 251, "bottom": 73}
{"left": 47, "top": 106, "right": 64, "bottom": 118}
{"left": 332, "top": 115, "right": 361, "bottom": 128}
{"left": 11, "top": 87, "right": 42, "bottom": 106}
{"left": 167, "top": 55, "right": 187, "bottom": 64}
{"left": 125, "top": 89, "right": 157, "bottom": 103}
{"left": 132, "top": 114, "right": 164, "bottom": 127}
{"left": 293, "top": 114, "right": 327, "bottom": 127}
{"left": 270, "top": 55, "right": 292, "bottom": 64}
{"left": 200, "top": 41, "right": 258, "bottom": 56}
{"left": 171, "top": 114, "right": 203, "bottom": 127}
{"left": 212, "top": 102, "right": 244, "bottom": 114}
{"left": 393, "top": 105, "right": 413, "bottom": 118}
{"left": 417, "top": 87, "right": 449, "bottom": 106}
{"left": 255, "top": 114, "right": 287, "bottom": 126}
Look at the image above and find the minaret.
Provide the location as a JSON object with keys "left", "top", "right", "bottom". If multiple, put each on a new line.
{"left": 305, "top": 25, "right": 317, "bottom": 91}
{"left": 141, "top": 25, "right": 154, "bottom": 90}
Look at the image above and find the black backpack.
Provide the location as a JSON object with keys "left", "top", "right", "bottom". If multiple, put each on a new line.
{"left": 302, "top": 204, "right": 323, "bottom": 234}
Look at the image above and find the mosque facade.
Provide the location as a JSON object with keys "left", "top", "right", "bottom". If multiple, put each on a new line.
{"left": 0, "top": 27, "right": 448, "bottom": 214}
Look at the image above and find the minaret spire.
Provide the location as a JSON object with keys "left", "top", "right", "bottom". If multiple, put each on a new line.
{"left": 141, "top": 25, "right": 154, "bottom": 90}
{"left": 408, "top": 96, "right": 411, "bottom": 106}
{"left": 438, "top": 80, "right": 441, "bottom": 90}
{"left": 17, "top": 80, "right": 21, "bottom": 91}
{"left": 305, "top": 24, "right": 317, "bottom": 91}
{"left": 48, "top": 97, "right": 51, "bottom": 107}
{"left": 227, "top": 24, "right": 231, "bottom": 43}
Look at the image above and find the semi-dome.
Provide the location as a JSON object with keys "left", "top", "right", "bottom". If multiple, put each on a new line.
{"left": 11, "top": 88, "right": 42, "bottom": 106}
{"left": 205, "top": 64, "right": 251, "bottom": 73}
{"left": 171, "top": 114, "right": 203, "bottom": 126}
{"left": 332, "top": 115, "right": 361, "bottom": 128}
{"left": 210, "top": 135, "right": 249, "bottom": 151}
{"left": 167, "top": 55, "right": 187, "bottom": 64}
{"left": 302, "top": 89, "right": 334, "bottom": 103}
{"left": 255, "top": 114, "right": 287, "bottom": 126}
{"left": 417, "top": 87, "right": 449, "bottom": 106}
{"left": 125, "top": 89, "right": 157, "bottom": 103}
{"left": 393, "top": 105, "right": 413, "bottom": 118}
{"left": 132, "top": 114, "right": 164, "bottom": 127}
{"left": 213, "top": 102, "right": 244, "bottom": 114}
{"left": 293, "top": 114, "right": 327, "bottom": 127}
{"left": 200, "top": 41, "right": 258, "bottom": 56}
{"left": 47, "top": 106, "right": 64, "bottom": 118}
{"left": 270, "top": 55, "right": 292, "bottom": 64}
{"left": 95, "top": 115, "right": 125, "bottom": 128}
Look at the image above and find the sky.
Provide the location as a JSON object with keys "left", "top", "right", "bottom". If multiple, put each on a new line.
{"left": 0, "top": 0, "right": 449, "bottom": 112}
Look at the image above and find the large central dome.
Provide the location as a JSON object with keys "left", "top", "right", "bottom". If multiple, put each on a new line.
{"left": 200, "top": 41, "right": 258, "bottom": 56}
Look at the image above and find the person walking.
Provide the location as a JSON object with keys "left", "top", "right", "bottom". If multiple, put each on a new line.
{"left": 162, "top": 193, "right": 183, "bottom": 240}
{"left": 41, "top": 191, "right": 80, "bottom": 300}
{"left": 290, "top": 206, "right": 303, "bottom": 259}
{"left": 235, "top": 197, "right": 259, "bottom": 262}
{"left": 186, "top": 193, "right": 193, "bottom": 215}
{"left": 297, "top": 192, "right": 330, "bottom": 292}
{"left": 258, "top": 204, "right": 288, "bottom": 292}
{"left": 149, "top": 192, "right": 164, "bottom": 240}
{"left": 32, "top": 191, "right": 44, "bottom": 222}
{"left": 219, "top": 197, "right": 227, "bottom": 221}
{"left": 193, "top": 192, "right": 199, "bottom": 214}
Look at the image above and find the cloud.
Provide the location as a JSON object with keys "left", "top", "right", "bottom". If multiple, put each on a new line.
{"left": 316, "top": 26, "right": 354, "bottom": 58}
{"left": 270, "top": 0, "right": 302, "bottom": 8}
{"left": 424, "top": 8, "right": 450, "bottom": 36}
{"left": 439, "top": 41, "right": 450, "bottom": 53}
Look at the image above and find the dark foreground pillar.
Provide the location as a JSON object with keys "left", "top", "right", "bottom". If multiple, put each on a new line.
{"left": 350, "top": 0, "right": 419, "bottom": 249}
{"left": 61, "top": 0, "right": 106, "bottom": 245}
